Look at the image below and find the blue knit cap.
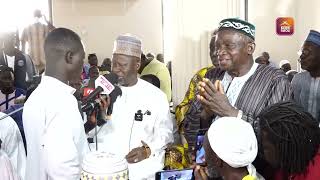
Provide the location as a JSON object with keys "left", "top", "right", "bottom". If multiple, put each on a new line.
{"left": 306, "top": 30, "right": 320, "bottom": 47}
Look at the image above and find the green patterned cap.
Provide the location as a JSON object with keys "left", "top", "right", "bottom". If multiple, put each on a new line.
{"left": 218, "top": 18, "right": 255, "bottom": 40}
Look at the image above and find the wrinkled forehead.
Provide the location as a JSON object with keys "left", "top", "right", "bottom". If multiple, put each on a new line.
{"left": 216, "top": 29, "right": 246, "bottom": 43}
{"left": 112, "top": 54, "right": 139, "bottom": 64}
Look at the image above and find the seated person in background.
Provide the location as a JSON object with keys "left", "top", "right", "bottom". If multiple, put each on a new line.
{"left": 195, "top": 117, "right": 263, "bottom": 180}
{"left": 0, "top": 65, "right": 26, "bottom": 112}
{"left": 176, "top": 30, "right": 218, "bottom": 139}
{"left": 99, "top": 57, "right": 112, "bottom": 74}
{"left": 279, "top": 60, "right": 291, "bottom": 73}
{"left": 0, "top": 31, "right": 36, "bottom": 91}
{"left": 139, "top": 52, "right": 172, "bottom": 102}
{"left": 140, "top": 74, "right": 160, "bottom": 88}
{"left": 0, "top": 112, "right": 26, "bottom": 180}
{"left": 258, "top": 101, "right": 320, "bottom": 180}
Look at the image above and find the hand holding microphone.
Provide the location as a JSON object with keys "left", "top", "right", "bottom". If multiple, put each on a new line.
{"left": 82, "top": 73, "right": 122, "bottom": 133}
{"left": 87, "top": 95, "right": 110, "bottom": 126}
{"left": 81, "top": 72, "right": 121, "bottom": 113}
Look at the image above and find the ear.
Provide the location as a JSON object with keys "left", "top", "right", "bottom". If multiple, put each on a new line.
{"left": 247, "top": 42, "right": 256, "bottom": 55}
{"left": 65, "top": 51, "right": 73, "bottom": 65}
{"left": 136, "top": 58, "right": 141, "bottom": 71}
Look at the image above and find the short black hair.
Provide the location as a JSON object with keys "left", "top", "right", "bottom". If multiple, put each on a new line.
{"left": 259, "top": 101, "right": 320, "bottom": 174}
{"left": 88, "top": 53, "right": 98, "bottom": 66}
{"left": 88, "top": 53, "right": 97, "bottom": 59}
{"left": 44, "top": 28, "right": 83, "bottom": 64}
{"left": 141, "top": 74, "right": 160, "bottom": 88}
{"left": 0, "top": 65, "right": 14, "bottom": 74}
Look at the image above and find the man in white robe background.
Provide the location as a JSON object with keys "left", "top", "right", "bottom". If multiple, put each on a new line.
{"left": 0, "top": 112, "right": 26, "bottom": 180}
{"left": 92, "top": 34, "right": 173, "bottom": 180}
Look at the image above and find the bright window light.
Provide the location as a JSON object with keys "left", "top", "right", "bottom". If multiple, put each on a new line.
{"left": 0, "top": 0, "right": 49, "bottom": 34}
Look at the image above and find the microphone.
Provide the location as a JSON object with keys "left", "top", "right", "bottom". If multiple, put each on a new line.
{"left": 82, "top": 73, "right": 118, "bottom": 104}
{"left": 83, "top": 88, "right": 95, "bottom": 98}
{"left": 81, "top": 73, "right": 122, "bottom": 114}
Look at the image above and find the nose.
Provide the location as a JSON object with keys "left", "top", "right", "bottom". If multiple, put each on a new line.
{"left": 216, "top": 47, "right": 227, "bottom": 57}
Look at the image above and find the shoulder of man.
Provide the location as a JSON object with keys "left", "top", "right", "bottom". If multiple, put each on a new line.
{"left": 255, "top": 64, "right": 288, "bottom": 80}
{"left": 291, "top": 71, "right": 309, "bottom": 84}
{"left": 139, "top": 78, "right": 168, "bottom": 100}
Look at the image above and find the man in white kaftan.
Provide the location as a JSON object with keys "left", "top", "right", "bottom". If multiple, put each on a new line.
{"left": 23, "top": 28, "right": 90, "bottom": 180}
{"left": 93, "top": 34, "right": 173, "bottom": 180}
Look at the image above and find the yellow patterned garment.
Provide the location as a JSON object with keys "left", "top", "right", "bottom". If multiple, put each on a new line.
{"left": 175, "top": 66, "right": 214, "bottom": 133}
{"left": 242, "top": 175, "right": 256, "bottom": 180}
{"left": 164, "top": 145, "right": 190, "bottom": 170}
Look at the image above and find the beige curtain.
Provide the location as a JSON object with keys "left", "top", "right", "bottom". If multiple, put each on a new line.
{"left": 163, "top": 0, "right": 245, "bottom": 106}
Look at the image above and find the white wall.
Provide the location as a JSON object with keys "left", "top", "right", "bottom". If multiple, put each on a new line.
{"left": 249, "top": 0, "right": 320, "bottom": 70}
{"left": 249, "top": 0, "right": 298, "bottom": 69}
{"left": 52, "top": 0, "right": 163, "bottom": 63}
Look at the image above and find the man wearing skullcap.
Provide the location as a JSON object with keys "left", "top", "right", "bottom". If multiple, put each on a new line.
{"left": 195, "top": 117, "right": 264, "bottom": 180}
{"left": 292, "top": 30, "right": 320, "bottom": 122}
{"left": 183, "top": 18, "right": 292, "bottom": 178}
{"left": 94, "top": 34, "right": 173, "bottom": 180}
{"left": 279, "top": 60, "right": 292, "bottom": 73}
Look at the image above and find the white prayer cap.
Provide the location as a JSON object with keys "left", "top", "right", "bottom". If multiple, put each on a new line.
{"left": 207, "top": 117, "right": 258, "bottom": 168}
{"left": 279, "top": 60, "right": 290, "bottom": 68}
{"left": 113, "top": 34, "right": 142, "bottom": 58}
